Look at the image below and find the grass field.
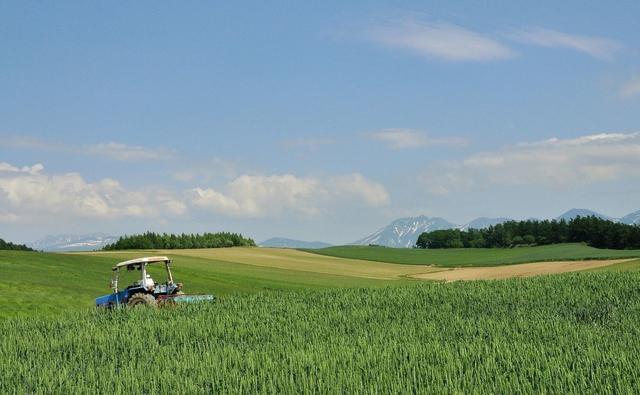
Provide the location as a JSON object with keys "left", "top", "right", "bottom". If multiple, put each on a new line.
{"left": 3, "top": 272, "right": 640, "bottom": 393}
{"left": 4, "top": 244, "right": 640, "bottom": 392}
{"left": 306, "top": 243, "right": 640, "bottom": 266}
{"left": 0, "top": 249, "right": 415, "bottom": 317}
{"left": 3, "top": 244, "right": 640, "bottom": 317}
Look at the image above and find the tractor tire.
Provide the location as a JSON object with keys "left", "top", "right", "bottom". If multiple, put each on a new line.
{"left": 127, "top": 293, "right": 158, "bottom": 308}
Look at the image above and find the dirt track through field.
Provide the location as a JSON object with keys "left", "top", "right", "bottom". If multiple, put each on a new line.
{"left": 409, "top": 259, "right": 633, "bottom": 281}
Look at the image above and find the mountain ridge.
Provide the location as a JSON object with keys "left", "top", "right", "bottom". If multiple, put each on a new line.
{"left": 555, "top": 208, "right": 615, "bottom": 222}
{"left": 352, "top": 216, "right": 458, "bottom": 248}
{"left": 620, "top": 210, "right": 640, "bottom": 225}
{"left": 260, "top": 237, "right": 332, "bottom": 249}
{"left": 29, "top": 233, "right": 119, "bottom": 252}
{"left": 353, "top": 209, "right": 639, "bottom": 248}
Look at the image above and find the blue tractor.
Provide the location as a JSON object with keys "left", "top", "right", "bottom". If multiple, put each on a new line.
{"left": 95, "top": 256, "right": 214, "bottom": 308}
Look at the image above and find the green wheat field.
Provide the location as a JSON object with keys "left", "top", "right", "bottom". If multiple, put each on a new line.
{"left": 2, "top": 244, "right": 640, "bottom": 393}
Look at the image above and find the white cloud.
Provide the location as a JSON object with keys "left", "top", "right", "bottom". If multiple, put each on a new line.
{"left": 0, "top": 136, "right": 175, "bottom": 162}
{"left": 620, "top": 76, "right": 640, "bottom": 98}
{"left": 190, "top": 173, "right": 389, "bottom": 218}
{"left": 512, "top": 27, "right": 622, "bottom": 60}
{"left": 0, "top": 162, "right": 185, "bottom": 222}
{"left": 329, "top": 173, "right": 390, "bottom": 207}
{"left": 370, "top": 128, "right": 467, "bottom": 149}
{"left": 0, "top": 162, "right": 44, "bottom": 174}
{"left": 366, "top": 19, "right": 515, "bottom": 62}
{"left": 0, "top": 160, "right": 390, "bottom": 223}
{"left": 421, "top": 132, "right": 640, "bottom": 194}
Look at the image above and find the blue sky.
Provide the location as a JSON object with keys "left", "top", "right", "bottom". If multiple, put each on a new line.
{"left": 1, "top": 1, "right": 639, "bottom": 244}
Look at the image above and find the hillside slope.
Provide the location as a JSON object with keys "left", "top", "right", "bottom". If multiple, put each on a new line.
{"left": 0, "top": 249, "right": 409, "bottom": 317}
{"left": 307, "top": 243, "right": 640, "bottom": 267}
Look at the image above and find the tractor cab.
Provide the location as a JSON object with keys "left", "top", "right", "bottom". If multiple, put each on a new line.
{"left": 118, "top": 256, "right": 182, "bottom": 296}
{"left": 95, "top": 256, "right": 213, "bottom": 308}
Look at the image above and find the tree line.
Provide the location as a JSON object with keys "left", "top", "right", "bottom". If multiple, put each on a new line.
{"left": 0, "top": 238, "right": 34, "bottom": 251}
{"left": 103, "top": 232, "right": 256, "bottom": 250}
{"left": 416, "top": 216, "right": 640, "bottom": 250}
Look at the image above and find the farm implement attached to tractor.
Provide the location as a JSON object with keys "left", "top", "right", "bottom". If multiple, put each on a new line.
{"left": 95, "top": 256, "right": 214, "bottom": 308}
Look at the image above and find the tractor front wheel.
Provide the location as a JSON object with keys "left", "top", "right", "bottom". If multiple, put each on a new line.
{"left": 127, "top": 293, "right": 157, "bottom": 308}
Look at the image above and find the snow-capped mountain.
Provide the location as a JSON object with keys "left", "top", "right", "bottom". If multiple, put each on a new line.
{"left": 556, "top": 209, "right": 615, "bottom": 222}
{"left": 259, "top": 237, "right": 331, "bottom": 249}
{"left": 29, "top": 233, "right": 119, "bottom": 252}
{"left": 352, "top": 216, "right": 457, "bottom": 248}
{"left": 353, "top": 209, "right": 639, "bottom": 248}
{"left": 620, "top": 210, "right": 640, "bottom": 225}
{"left": 458, "top": 217, "right": 511, "bottom": 231}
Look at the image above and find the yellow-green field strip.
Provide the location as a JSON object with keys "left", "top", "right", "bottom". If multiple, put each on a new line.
{"left": 81, "top": 247, "right": 638, "bottom": 281}
{"left": 82, "top": 247, "right": 446, "bottom": 280}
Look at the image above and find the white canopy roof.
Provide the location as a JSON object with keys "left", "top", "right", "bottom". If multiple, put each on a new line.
{"left": 114, "top": 256, "right": 171, "bottom": 269}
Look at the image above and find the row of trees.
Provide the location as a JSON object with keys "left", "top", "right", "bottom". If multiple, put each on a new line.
{"left": 0, "top": 238, "right": 34, "bottom": 251}
{"left": 415, "top": 216, "right": 640, "bottom": 250}
{"left": 103, "top": 232, "right": 256, "bottom": 250}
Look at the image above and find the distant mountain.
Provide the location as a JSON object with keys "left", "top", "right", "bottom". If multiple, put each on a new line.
{"left": 458, "top": 217, "right": 511, "bottom": 231}
{"left": 259, "top": 237, "right": 332, "bottom": 249}
{"left": 353, "top": 216, "right": 457, "bottom": 248}
{"left": 620, "top": 210, "right": 640, "bottom": 225}
{"left": 353, "top": 209, "right": 640, "bottom": 249}
{"left": 30, "top": 233, "right": 119, "bottom": 252}
{"left": 556, "top": 209, "right": 615, "bottom": 222}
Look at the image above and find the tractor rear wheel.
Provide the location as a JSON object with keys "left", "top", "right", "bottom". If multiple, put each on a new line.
{"left": 127, "top": 293, "right": 157, "bottom": 308}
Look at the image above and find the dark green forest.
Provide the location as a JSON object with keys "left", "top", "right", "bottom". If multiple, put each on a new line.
{"left": 416, "top": 216, "right": 640, "bottom": 250}
{"left": 0, "top": 238, "right": 34, "bottom": 251}
{"left": 103, "top": 232, "right": 256, "bottom": 250}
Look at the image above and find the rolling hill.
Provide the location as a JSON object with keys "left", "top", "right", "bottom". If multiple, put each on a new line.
{"left": 308, "top": 243, "right": 640, "bottom": 267}
{"left": 5, "top": 244, "right": 640, "bottom": 317}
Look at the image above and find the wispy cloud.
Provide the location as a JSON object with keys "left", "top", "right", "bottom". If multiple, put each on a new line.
{"left": 370, "top": 129, "right": 467, "bottom": 149}
{"left": 366, "top": 19, "right": 515, "bottom": 62}
{"left": 1, "top": 136, "right": 67, "bottom": 151}
{"left": 619, "top": 75, "right": 640, "bottom": 98}
{"left": 86, "top": 142, "right": 175, "bottom": 161}
{"left": 172, "top": 157, "right": 243, "bottom": 182}
{"left": 421, "top": 132, "right": 640, "bottom": 195}
{"left": 0, "top": 136, "right": 176, "bottom": 162}
{"left": 511, "top": 27, "right": 622, "bottom": 60}
{"left": 281, "top": 137, "right": 336, "bottom": 150}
